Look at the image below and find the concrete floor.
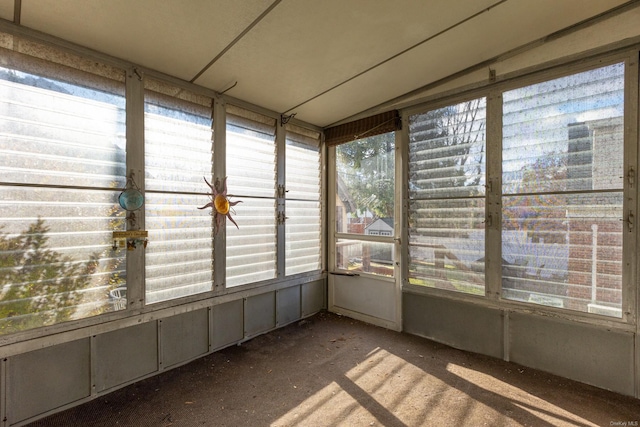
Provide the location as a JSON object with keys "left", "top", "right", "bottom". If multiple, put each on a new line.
{"left": 29, "top": 311, "right": 640, "bottom": 427}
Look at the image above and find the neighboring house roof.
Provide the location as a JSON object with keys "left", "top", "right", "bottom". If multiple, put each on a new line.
{"left": 365, "top": 217, "right": 394, "bottom": 231}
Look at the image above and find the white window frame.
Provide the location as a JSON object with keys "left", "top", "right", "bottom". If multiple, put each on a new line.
{"left": 402, "top": 51, "right": 638, "bottom": 327}
{"left": 328, "top": 131, "right": 399, "bottom": 280}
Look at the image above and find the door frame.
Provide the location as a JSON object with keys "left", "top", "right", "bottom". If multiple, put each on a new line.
{"left": 327, "top": 130, "right": 403, "bottom": 331}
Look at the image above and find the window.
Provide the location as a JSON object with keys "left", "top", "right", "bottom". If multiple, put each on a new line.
{"left": 225, "top": 105, "right": 277, "bottom": 287}
{"left": 408, "top": 98, "right": 487, "bottom": 295}
{"left": 502, "top": 63, "right": 625, "bottom": 317}
{"left": 335, "top": 132, "right": 395, "bottom": 277}
{"left": 285, "top": 124, "right": 322, "bottom": 275}
{"left": 144, "top": 79, "right": 214, "bottom": 303}
{"left": 405, "top": 62, "right": 630, "bottom": 319}
{"left": 0, "top": 39, "right": 127, "bottom": 334}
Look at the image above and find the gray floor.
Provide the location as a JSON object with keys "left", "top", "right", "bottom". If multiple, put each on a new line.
{"left": 28, "top": 311, "right": 640, "bottom": 426}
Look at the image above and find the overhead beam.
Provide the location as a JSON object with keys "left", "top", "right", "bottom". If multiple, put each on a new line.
{"left": 190, "top": 0, "right": 283, "bottom": 83}
{"left": 280, "top": 0, "right": 508, "bottom": 116}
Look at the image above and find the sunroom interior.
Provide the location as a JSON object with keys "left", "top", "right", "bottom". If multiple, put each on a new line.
{"left": 1, "top": 0, "right": 640, "bottom": 425}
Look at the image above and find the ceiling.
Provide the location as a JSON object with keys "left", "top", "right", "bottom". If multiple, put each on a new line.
{"left": 0, "top": 0, "right": 632, "bottom": 127}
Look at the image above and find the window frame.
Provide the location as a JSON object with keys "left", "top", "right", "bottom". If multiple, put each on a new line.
{"left": 0, "top": 61, "right": 326, "bottom": 342}
{"left": 402, "top": 51, "right": 638, "bottom": 326}
{"left": 283, "top": 124, "right": 324, "bottom": 277}
{"left": 329, "top": 131, "right": 399, "bottom": 280}
{"left": 406, "top": 96, "right": 488, "bottom": 296}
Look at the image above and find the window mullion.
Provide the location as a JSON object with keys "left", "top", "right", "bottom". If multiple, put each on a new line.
{"left": 328, "top": 147, "right": 337, "bottom": 273}
{"left": 213, "top": 97, "right": 226, "bottom": 290}
{"left": 276, "top": 119, "right": 286, "bottom": 278}
{"left": 623, "top": 54, "right": 638, "bottom": 324}
{"left": 126, "top": 68, "right": 145, "bottom": 309}
{"left": 399, "top": 118, "right": 410, "bottom": 289}
{"left": 485, "top": 91, "right": 503, "bottom": 301}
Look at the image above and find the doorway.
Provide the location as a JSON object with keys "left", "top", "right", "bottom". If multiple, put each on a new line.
{"left": 328, "top": 131, "right": 401, "bottom": 330}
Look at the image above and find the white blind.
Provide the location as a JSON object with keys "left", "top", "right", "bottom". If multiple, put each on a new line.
{"left": 226, "top": 106, "right": 277, "bottom": 287}
{"left": 0, "top": 61, "right": 127, "bottom": 334}
{"left": 502, "top": 63, "right": 624, "bottom": 317}
{"left": 285, "top": 125, "right": 321, "bottom": 275}
{"left": 408, "top": 98, "right": 486, "bottom": 295}
{"left": 144, "top": 82, "right": 214, "bottom": 303}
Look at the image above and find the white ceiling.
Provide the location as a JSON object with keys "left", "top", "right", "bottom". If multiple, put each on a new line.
{"left": 0, "top": 0, "right": 632, "bottom": 127}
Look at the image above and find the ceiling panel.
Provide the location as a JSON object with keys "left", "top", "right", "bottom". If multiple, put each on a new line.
{"left": 291, "top": 0, "right": 629, "bottom": 126}
{"left": 7, "top": 0, "right": 633, "bottom": 127}
{"left": 0, "top": 0, "right": 12, "bottom": 21}
{"left": 194, "top": 0, "right": 498, "bottom": 113}
{"left": 20, "top": 0, "right": 273, "bottom": 81}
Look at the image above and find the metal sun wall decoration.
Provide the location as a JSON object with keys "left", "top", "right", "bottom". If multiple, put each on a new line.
{"left": 198, "top": 176, "right": 241, "bottom": 233}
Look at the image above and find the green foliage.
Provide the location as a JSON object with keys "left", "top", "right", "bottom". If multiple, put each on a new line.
{"left": 337, "top": 133, "right": 395, "bottom": 219}
{"left": 0, "top": 218, "right": 100, "bottom": 334}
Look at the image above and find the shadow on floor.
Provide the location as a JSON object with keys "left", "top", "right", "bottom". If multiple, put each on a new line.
{"left": 28, "top": 311, "right": 640, "bottom": 426}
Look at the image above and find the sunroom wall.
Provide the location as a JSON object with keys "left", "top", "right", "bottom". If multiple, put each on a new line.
{"left": 0, "top": 27, "right": 325, "bottom": 426}
{"left": 397, "top": 9, "right": 640, "bottom": 398}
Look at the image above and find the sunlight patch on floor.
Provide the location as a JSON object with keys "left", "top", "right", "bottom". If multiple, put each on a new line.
{"left": 446, "top": 363, "right": 598, "bottom": 427}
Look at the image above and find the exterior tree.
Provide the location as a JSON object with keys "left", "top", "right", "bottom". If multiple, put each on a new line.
{"left": 408, "top": 99, "right": 486, "bottom": 240}
{"left": 0, "top": 213, "right": 126, "bottom": 335}
{"left": 336, "top": 132, "right": 395, "bottom": 220}
{"left": 503, "top": 150, "right": 568, "bottom": 244}
{"left": 0, "top": 219, "right": 99, "bottom": 333}
{"left": 409, "top": 98, "right": 486, "bottom": 195}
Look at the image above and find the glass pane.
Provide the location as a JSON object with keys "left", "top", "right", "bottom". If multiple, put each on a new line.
{"left": 225, "top": 110, "right": 277, "bottom": 287}
{"left": 226, "top": 197, "right": 276, "bottom": 287}
{"left": 407, "top": 97, "right": 486, "bottom": 295}
{"left": 0, "top": 68, "right": 126, "bottom": 188}
{"left": 286, "top": 134, "right": 321, "bottom": 275}
{"left": 286, "top": 136, "right": 320, "bottom": 200}
{"left": 144, "top": 86, "right": 214, "bottom": 303}
{"left": 336, "top": 239, "right": 394, "bottom": 277}
{"left": 226, "top": 125, "right": 276, "bottom": 198}
{"left": 335, "top": 133, "right": 395, "bottom": 234}
{"left": 0, "top": 187, "right": 126, "bottom": 334}
{"left": 408, "top": 198, "right": 485, "bottom": 295}
{"left": 502, "top": 63, "right": 625, "bottom": 318}
{"left": 409, "top": 98, "right": 486, "bottom": 199}
{"left": 503, "top": 63, "right": 624, "bottom": 195}
{"left": 145, "top": 107, "right": 213, "bottom": 193}
{"left": 286, "top": 200, "right": 321, "bottom": 275}
{"left": 0, "top": 64, "right": 126, "bottom": 335}
{"left": 502, "top": 193, "right": 622, "bottom": 317}
{"left": 145, "top": 193, "right": 213, "bottom": 304}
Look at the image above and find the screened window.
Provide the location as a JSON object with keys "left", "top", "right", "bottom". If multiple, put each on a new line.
{"left": 144, "top": 79, "right": 214, "bottom": 304}
{"left": 225, "top": 106, "right": 277, "bottom": 287}
{"left": 0, "top": 44, "right": 127, "bottom": 334}
{"left": 502, "top": 63, "right": 625, "bottom": 317}
{"left": 285, "top": 124, "right": 322, "bottom": 275}
{"left": 335, "top": 132, "right": 395, "bottom": 277}
{"left": 408, "top": 98, "right": 487, "bottom": 295}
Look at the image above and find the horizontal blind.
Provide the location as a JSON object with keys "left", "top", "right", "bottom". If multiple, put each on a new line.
{"left": 325, "top": 110, "right": 400, "bottom": 146}
{"left": 226, "top": 105, "right": 277, "bottom": 287}
{"left": 0, "top": 47, "right": 127, "bottom": 334}
{"left": 408, "top": 98, "right": 486, "bottom": 295}
{"left": 501, "top": 63, "right": 624, "bottom": 317}
{"left": 285, "top": 125, "right": 321, "bottom": 275}
{"left": 144, "top": 80, "right": 214, "bottom": 303}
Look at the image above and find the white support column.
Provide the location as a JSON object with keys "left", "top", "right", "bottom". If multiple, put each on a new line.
{"left": 276, "top": 119, "right": 286, "bottom": 278}
{"left": 396, "top": 118, "right": 409, "bottom": 329}
{"left": 213, "top": 97, "right": 227, "bottom": 290}
{"left": 327, "top": 145, "right": 337, "bottom": 312}
{"left": 485, "top": 91, "right": 503, "bottom": 304}
{"left": 623, "top": 51, "right": 640, "bottom": 398}
{"left": 125, "top": 67, "right": 145, "bottom": 309}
